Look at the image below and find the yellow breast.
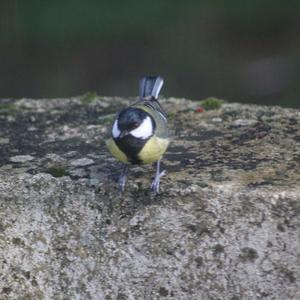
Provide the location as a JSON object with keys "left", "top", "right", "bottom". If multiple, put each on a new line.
{"left": 106, "top": 136, "right": 169, "bottom": 165}
{"left": 137, "top": 136, "right": 169, "bottom": 164}
{"left": 105, "top": 138, "right": 129, "bottom": 163}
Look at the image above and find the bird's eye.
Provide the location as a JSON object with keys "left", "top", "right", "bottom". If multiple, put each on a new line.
{"left": 133, "top": 122, "right": 139, "bottom": 128}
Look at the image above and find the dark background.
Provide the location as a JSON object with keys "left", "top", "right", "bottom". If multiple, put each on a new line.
{"left": 1, "top": 0, "right": 300, "bottom": 107}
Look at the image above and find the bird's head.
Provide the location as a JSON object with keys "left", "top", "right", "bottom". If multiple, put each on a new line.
{"left": 112, "top": 107, "right": 154, "bottom": 139}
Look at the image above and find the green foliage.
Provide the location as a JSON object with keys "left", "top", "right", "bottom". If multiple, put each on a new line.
{"left": 200, "top": 97, "right": 224, "bottom": 110}
{"left": 1, "top": 1, "right": 299, "bottom": 107}
{"left": 11, "top": 1, "right": 183, "bottom": 42}
{"left": 46, "top": 166, "right": 67, "bottom": 178}
{"left": 7, "top": 0, "right": 299, "bottom": 43}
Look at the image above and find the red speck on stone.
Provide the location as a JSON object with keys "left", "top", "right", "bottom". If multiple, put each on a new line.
{"left": 195, "top": 107, "right": 205, "bottom": 113}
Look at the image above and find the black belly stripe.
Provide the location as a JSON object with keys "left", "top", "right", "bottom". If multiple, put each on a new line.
{"left": 115, "top": 135, "right": 149, "bottom": 164}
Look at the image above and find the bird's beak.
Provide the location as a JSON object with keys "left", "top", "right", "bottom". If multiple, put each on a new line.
{"left": 119, "top": 130, "right": 130, "bottom": 138}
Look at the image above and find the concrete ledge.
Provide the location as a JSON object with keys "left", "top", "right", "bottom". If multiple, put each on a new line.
{"left": 0, "top": 96, "right": 299, "bottom": 299}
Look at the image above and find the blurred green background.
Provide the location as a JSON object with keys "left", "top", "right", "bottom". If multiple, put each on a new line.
{"left": 1, "top": 0, "right": 300, "bottom": 107}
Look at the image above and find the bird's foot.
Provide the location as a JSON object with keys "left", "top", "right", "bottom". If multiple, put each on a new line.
{"left": 151, "top": 170, "right": 166, "bottom": 194}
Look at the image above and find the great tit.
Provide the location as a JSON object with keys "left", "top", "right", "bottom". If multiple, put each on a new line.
{"left": 106, "top": 76, "right": 169, "bottom": 193}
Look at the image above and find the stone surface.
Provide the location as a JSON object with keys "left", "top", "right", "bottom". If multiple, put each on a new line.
{"left": 9, "top": 155, "right": 35, "bottom": 163}
{"left": 0, "top": 96, "right": 299, "bottom": 299}
{"left": 70, "top": 158, "right": 95, "bottom": 167}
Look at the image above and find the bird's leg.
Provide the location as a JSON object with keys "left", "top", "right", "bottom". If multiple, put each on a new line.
{"left": 118, "top": 164, "right": 129, "bottom": 193}
{"left": 151, "top": 159, "right": 166, "bottom": 194}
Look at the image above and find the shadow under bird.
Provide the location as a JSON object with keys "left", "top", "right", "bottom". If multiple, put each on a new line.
{"left": 106, "top": 76, "right": 170, "bottom": 193}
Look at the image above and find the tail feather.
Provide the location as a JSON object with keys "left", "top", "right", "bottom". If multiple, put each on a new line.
{"left": 139, "top": 76, "right": 164, "bottom": 99}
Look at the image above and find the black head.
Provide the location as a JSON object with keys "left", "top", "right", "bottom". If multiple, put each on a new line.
{"left": 117, "top": 107, "right": 148, "bottom": 132}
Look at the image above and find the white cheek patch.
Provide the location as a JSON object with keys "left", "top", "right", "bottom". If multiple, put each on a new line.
{"left": 130, "top": 116, "right": 153, "bottom": 139}
{"left": 112, "top": 120, "right": 121, "bottom": 138}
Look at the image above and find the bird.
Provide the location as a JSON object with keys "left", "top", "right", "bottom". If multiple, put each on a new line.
{"left": 106, "top": 76, "right": 169, "bottom": 194}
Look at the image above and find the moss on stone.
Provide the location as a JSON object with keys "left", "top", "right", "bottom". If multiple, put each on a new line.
{"left": 98, "top": 113, "right": 115, "bottom": 124}
{"left": 80, "top": 92, "right": 98, "bottom": 105}
{"left": 167, "top": 111, "right": 177, "bottom": 120}
{"left": 200, "top": 97, "right": 224, "bottom": 110}
{"left": 0, "top": 103, "right": 18, "bottom": 115}
{"left": 46, "top": 166, "right": 68, "bottom": 178}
